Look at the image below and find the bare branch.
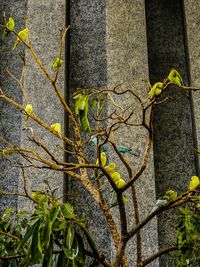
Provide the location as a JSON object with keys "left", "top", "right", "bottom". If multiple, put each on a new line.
{"left": 140, "top": 247, "right": 177, "bottom": 267}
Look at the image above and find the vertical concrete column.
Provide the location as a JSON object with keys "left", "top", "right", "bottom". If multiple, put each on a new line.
{"left": 18, "top": 0, "right": 66, "bottom": 210}
{"left": 106, "top": 1, "right": 158, "bottom": 265}
{"left": 184, "top": 0, "right": 200, "bottom": 172}
{"left": 69, "top": 0, "right": 111, "bottom": 261}
{"left": 0, "top": 0, "right": 27, "bottom": 214}
{"left": 146, "top": 1, "right": 197, "bottom": 266}
{"left": 70, "top": 1, "right": 159, "bottom": 265}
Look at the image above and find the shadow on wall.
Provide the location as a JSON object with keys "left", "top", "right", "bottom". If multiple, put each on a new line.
{"left": 145, "top": 0, "right": 197, "bottom": 266}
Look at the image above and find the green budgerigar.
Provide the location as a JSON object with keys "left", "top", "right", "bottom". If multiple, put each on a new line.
{"left": 163, "top": 189, "right": 177, "bottom": 202}
{"left": 148, "top": 82, "right": 164, "bottom": 100}
{"left": 52, "top": 58, "right": 63, "bottom": 70}
{"left": 167, "top": 69, "right": 183, "bottom": 86}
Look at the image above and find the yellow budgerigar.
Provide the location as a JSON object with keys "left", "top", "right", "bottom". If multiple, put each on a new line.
{"left": 96, "top": 152, "right": 107, "bottom": 167}
{"left": 3, "top": 17, "right": 15, "bottom": 37}
{"left": 50, "top": 123, "right": 62, "bottom": 137}
{"left": 13, "top": 28, "right": 28, "bottom": 49}
{"left": 115, "top": 178, "right": 126, "bottom": 189}
{"left": 6, "top": 17, "right": 15, "bottom": 31}
{"left": 105, "top": 163, "right": 116, "bottom": 175}
{"left": 24, "top": 104, "right": 33, "bottom": 122}
{"left": 189, "top": 176, "right": 200, "bottom": 190}
{"left": 111, "top": 171, "right": 121, "bottom": 182}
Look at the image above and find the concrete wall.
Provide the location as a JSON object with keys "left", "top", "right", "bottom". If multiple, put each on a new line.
{"left": 0, "top": 0, "right": 200, "bottom": 266}
{"left": 0, "top": 0, "right": 27, "bottom": 213}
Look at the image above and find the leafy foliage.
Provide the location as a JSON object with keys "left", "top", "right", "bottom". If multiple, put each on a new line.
{"left": 73, "top": 89, "right": 107, "bottom": 133}
{"left": 177, "top": 203, "right": 200, "bottom": 266}
{"left": 0, "top": 191, "right": 86, "bottom": 267}
{"left": 0, "top": 208, "right": 28, "bottom": 267}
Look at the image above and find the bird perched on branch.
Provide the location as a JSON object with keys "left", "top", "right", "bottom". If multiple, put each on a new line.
{"left": 167, "top": 69, "right": 183, "bottom": 86}
{"left": 13, "top": 28, "right": 28, "bottom": 49}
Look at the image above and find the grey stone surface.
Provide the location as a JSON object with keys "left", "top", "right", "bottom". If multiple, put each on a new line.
{"left": 2, "top": 1, "right": 200, "bottom": 266}
{"left": 146, "top": 1, "right": 197, "bottom": 266}
{"left": 184, "top": 4, "right": 200, "bottom": 265}
{"left": 69, "top": 0, "right": 111, "bottom": 261}
{"left": 106, "top": 1, "right": 159, "bottom": 266}
{"left": 0, "top": 0, "right": 27, "bottom": 214}
{"left": 17, "top": 0, "right": 65, "bottom": 211}
{"left": 184, "top": 1, "right": 200, "bottom": 162}
{"left": 70, "top": 0, "right": 159, "bottom": 265}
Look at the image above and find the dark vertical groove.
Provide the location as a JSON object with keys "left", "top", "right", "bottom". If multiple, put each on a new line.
{"left": 0, "top": 0, "right": 27, "bottom": 214}
{"left": 63, "top": 0, "right": 70, "bottom": 202}
{"left": 145, "top": 0, "right": 196, "bottom": 266}
{"left": 181, "top": 0, "right": 200, "bottom": 177}
{"left": 68, "top": 0, "right": 110, "bottom": 260}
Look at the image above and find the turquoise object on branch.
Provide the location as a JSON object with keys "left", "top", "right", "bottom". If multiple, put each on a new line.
{"left": 117, "top": 147, "right": 140, "bottom": 157}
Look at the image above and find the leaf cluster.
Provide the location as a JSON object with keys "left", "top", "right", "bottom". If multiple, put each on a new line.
{"left": 177, "top": 202, "right": 200, "bottom": 266}
{"left": 0, "top": 191, "right": 86, "bottom": 267}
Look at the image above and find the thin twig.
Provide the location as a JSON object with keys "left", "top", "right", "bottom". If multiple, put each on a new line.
{"left": 140, "top": 247, "right": 177, "bottom": 267}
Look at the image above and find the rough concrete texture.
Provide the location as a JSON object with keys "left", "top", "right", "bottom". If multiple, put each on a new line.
{"left": 146, "top": 1, "right": 197, "bottom": 266}
{"left": 69, "top": 0, "right": 111, "bottom": 261}
{"left": 18, "top": 0, "right": 66, "bottom": 211}
{"left": 69, "top": 0, "right": 159, "bottom": 265}
{"left": 106, "top": 1, "right": 159, "bottom": 266}
{"left": 184, "top": 0, "right": 200, "bottom": 164}
{"left": 0, "top": 0, "right": 27, "bottom": 214}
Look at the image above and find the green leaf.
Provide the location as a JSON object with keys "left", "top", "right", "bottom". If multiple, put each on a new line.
{"left": 60, "top": 203, "right": 75, "bottom": 219}
{"left": 73, "top": 93, "right": 91, "bottom": 133}
{"left": 66, "top": 226, "right": 74, "bottom": 250}
{"left": 10, "top": 260, "right": 17, "bottom": 267}
{"left": 49, "top": 207, "right": 60, "bottom": 224}
{"left": 91, "top": 98, "right": 97, "bottom": 109}
{"left": 79, "top": 110, "right": 91, "bottom": 133}
{"left": 63, "top": 247, "right": 77, "bottom": 261}
{"left": 17, "top": 221, "right": 38, "bottom": 252}
{"left": 42, "top": 221, "right": 52, "bottom": 249}
{"left": 71, "top": 235, "right": 79, "bottom": 258}
{"left": 57, "top": 251, "right": 66, "bottom": 267}
{"left": 42, "top": 236, "right": 53, "bottom": 267}
{"left": 74, "top": 94, "right": 86, "bottom": 114}
{"left": 75, "top": 233, "right": 85, "bottom": 266}
{"left": 31, "top": 220, "right": 43, "bottom": 263}
{"left": 3, "top": 208, "right": 14, "bottom": 218}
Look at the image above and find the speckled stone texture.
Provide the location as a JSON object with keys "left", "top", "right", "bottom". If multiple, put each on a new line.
{"left": 184, "top": 1, "right": 200, "bottom": 160}
{"left": 0, "top": 0, "right": 27, "bottom": 214}
{"left": 69, "top": 0, "right": 159, "bottom": 266}
{"left": 17, "top": 0, "right": 66, "bottom": 211}
{"left": 106, "top": 1, "right": 158, "bottom": 266}
{"left": 69, "top": 0, "right": 111, "bottom": 261}
{"left": 146, "top": 1, "right": 197, "bottom": 266}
